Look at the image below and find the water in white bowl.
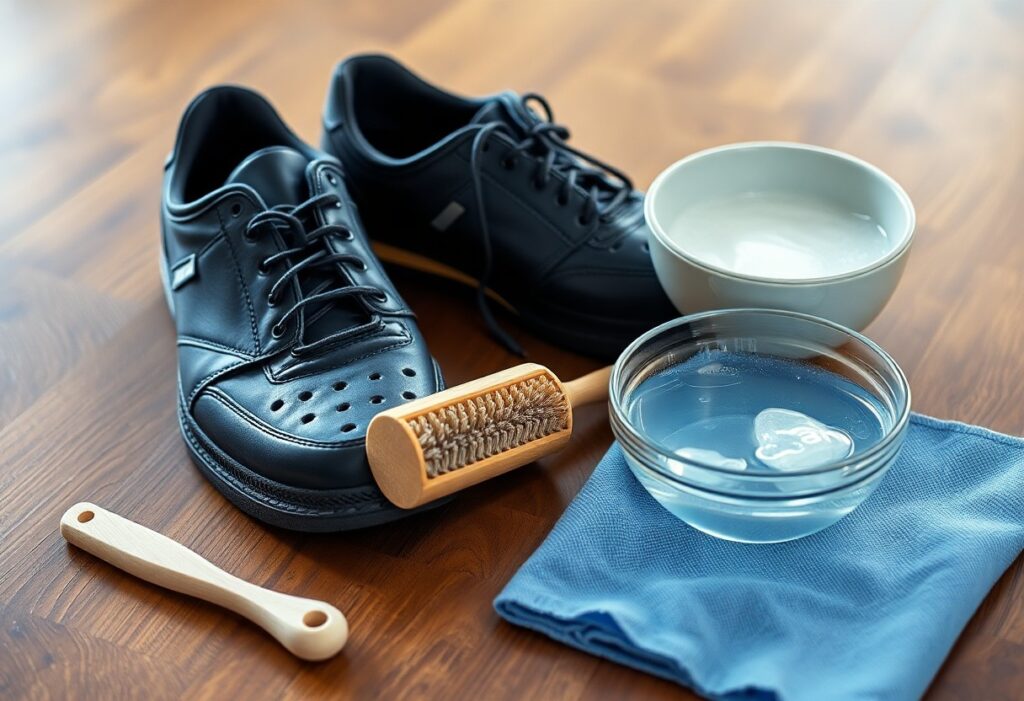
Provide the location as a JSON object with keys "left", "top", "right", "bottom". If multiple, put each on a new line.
{"left": 667, "top": 191, "right": 892, "bottom": 280}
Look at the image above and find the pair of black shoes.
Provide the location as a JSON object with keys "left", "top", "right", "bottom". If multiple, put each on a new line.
{"left": 162, "top": 54, "right": 677, "bottom": 531}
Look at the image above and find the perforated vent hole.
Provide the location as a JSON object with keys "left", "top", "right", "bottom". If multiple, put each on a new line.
{"left": 402, "top": 391, "right": 416, "bottom": 400}
{"left": 609, "top": 240, "right": 623, "bottom": 253}
{"left": 270, "top": 399, "right": 284, "bottom": 412}
{"left": 298, "top": 391, "right": 313, "bottom": 401}
{"left": 370, "top": 395, "right": 385, "bottom": 405}
{"left": 337, "top": 402, "right": 350, "bottom": 412}
{"left": 642, "top": 241, "right": 650, "bottom": 252}
{"left": 402, "top": 368, "right": 416, "bottom": 377}
{"left": 333, "top": 381, "right": 347, "bottom": 391}
{"left": 341, "top": 423, "right": 356, "bottom": 433}
{"left": 369, "top": 372, "right": 382, "bottom": 381}
{"left": 301, "top": 413, "right": 316, "bottom": 424}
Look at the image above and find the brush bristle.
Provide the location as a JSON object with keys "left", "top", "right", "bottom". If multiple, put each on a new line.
{"left": 407, "top": 374, "right": 570, "bottom": 477}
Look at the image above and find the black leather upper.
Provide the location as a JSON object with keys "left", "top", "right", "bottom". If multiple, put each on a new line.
{"left": 162, "top": 86, "right": 441, "bottom": 496}
{"left": 321, "top": 54, "right": 678, "bottom": 358}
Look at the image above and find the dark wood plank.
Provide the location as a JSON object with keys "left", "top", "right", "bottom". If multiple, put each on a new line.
{"left": 1, "top": 0, "right": 1022, "bottom": 698}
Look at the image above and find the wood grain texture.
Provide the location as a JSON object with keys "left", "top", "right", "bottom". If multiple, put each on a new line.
{"left": 1, "top": 0, "right": 1022, "bottom": 698}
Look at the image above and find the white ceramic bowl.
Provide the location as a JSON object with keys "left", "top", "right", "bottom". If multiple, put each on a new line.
{"left": 644, "top": 142, "right": 915, "bottom": 331}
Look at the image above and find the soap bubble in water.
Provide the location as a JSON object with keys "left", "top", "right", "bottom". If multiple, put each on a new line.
{"left": 754, "top": 408, "right": 854, "bottom": 471}
{"left": 685, "top": 361, "right": 742, "bottom": 388}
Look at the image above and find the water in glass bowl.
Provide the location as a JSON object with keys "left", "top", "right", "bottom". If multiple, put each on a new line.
{"left": 629, "top": 350, "right": 888, "bottom": 473}
{"left": 625, "top": 350, "right": 893, "bottom": 541}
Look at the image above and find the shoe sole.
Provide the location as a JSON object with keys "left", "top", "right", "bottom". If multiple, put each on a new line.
{"left": 372, "top": 241, "right": 633, "bottom": 360}
{"left": 160, "top": 248, "right": 447, "bottom": 531}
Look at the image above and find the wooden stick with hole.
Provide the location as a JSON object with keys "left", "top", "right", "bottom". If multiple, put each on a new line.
{"left": 60, "top": 503, "right": 348, "bottom": 661}
{"left": 367, "top": 363, "right": 611, "bottom": 509}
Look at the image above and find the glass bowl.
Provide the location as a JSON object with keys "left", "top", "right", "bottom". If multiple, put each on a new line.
{"left": 609, "top": 309, "right": 911, "bottom": 543}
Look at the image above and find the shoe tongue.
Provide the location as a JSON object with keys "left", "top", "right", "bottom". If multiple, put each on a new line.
{"left": 224, "top": 146, "right": 309, "bottom": 206}
{"left": 226, "top": 146, "right": 371, "bottom": 347}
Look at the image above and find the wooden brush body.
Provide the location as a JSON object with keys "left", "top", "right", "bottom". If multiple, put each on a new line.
{"left": 367, "top": 364, "right": 609, "bottom": 509}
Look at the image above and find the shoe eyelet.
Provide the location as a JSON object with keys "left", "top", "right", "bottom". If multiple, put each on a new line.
{"left": 334, "top": 200, "right": 343, "bottom": 209}
{"left": 257, "top": 259, "right": 270, "bottom": 275}
{"left": 374, "top": 292, "right": 387, "bottom": 303}
{"left": 243, "top": 228, "right": 257, "bottom": 242}
{"left": 556, "top": 193, "right": 569, "bottom": 206}
{"left": 342, "top": 230, "right": 355, "bottom": 241}
{"left": 327, "top": 173, "right": 338, "bottom": 186}
{"left": 267, "top": 293, "right": 279, "bottom": 308}
{"left": 576, "top": 215, "right": 590, "bottom": 227}
{"left": 230, "top": 202, "right": 243, "bottom": 218}
{"left": 271, "top": 322, "right": 287, "bottom": 338}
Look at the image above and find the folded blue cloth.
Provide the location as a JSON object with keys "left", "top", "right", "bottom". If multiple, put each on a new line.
{"left": 495, "top": 415, "right": 1024, "bottom": 701}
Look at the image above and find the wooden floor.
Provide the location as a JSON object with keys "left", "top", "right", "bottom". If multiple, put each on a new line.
{"left": 2, "top": 0, "right": 1023, "bottom": 698}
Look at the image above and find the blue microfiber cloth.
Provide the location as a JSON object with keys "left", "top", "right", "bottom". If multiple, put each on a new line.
{"left": 495, "top": 415, "right": 1024, "bottom": 701}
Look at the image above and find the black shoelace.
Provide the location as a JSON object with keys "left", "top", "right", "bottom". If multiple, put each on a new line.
{"left": 245, "top": 191, "right": 386, "bottom": 355}
{"left": 469, "top": 93, "right": 635, "bottom": 356}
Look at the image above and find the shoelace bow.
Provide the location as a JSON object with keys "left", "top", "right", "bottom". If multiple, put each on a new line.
{"left": 469, "top": 93, "right": 636, "bottom": 356}
{"left": 245, "top": 191, "right": 386, "bottom": 354}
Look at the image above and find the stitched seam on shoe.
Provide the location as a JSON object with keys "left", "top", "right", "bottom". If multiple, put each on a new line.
{"left": 193, "top": 234, "right": 222, "bottom": 260}
{"left": 177, "top": 336, "right": 254, "bottom": 358}
{"left": 276, "top": 319, "right": 397, "bottom": 371}
{"left": 182, "top": 391, "right": 390, "bottom": 509}
{"left": 201, "top": 387, "right": 365, "bottom": 448}
{"left": 167, "top": 189, "right": 263, "bottom": 222}
{"left": 267, "top": 334, "right": 413, "bottom": 382}
{"left": 180, "top": 403, "right": 387, "bottom": 514}
{"left": 453, "top": 147, "right": 588, "bottom": 251}
{"left": 217, "top": 206, "right": 262, "bottom": 354}
{"left": 186, "top": 360, "right": 247, "bottom": 409}
{"left": 276, "top": 318, "right": 388, "bottom": 362}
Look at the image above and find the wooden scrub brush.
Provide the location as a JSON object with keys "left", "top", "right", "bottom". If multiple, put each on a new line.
{"left": 366, "top": 363, "right": 611, "bottom": 509}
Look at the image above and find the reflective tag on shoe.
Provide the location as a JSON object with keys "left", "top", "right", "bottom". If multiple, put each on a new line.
{"left": 430, "top": 201, "right": 465, "bottom": 232}
{"left": 171, "top": 254, "right": 198, "bottom": 290}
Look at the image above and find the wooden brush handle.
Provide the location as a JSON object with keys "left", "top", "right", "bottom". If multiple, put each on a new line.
{"left": 563, "top": 366, "right": 611, "bottom": 408}
{"left": 60, "top": 503, "right": 347, "bottom": 661}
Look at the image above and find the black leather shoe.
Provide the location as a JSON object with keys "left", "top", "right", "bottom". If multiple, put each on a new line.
{"left": 161, "top": 86, "right": 444, "bottom": 531}
{"left": 321, "top": 54, "right": 678, "bottom": 359}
